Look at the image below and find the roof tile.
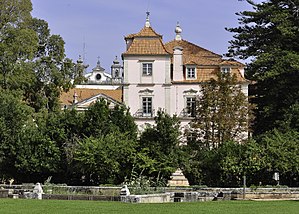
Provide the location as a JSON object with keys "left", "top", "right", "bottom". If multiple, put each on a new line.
{"left": 125, "top": 26, "right": 162, "bottom": 39}
{"left": 165, "top": 39, "right": 222, "bottom": 65}
{"left": 123, "top": 38, "right": 170, "bottom": 55}
{"left": 60, "top": 88, "right": 122, "bottom": 106}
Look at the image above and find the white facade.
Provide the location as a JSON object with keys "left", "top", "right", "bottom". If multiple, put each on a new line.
{"left": 123, "top": 55, "right": 171, "bottom": 117}
{"left": 122, "top": 16, "right": 248, "bottom": 129}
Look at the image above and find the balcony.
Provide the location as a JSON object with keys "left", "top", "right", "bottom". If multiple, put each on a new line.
{"left": 133, "top": 109, "right": 155, "bottom": 118}
{"left": 179, "top": 108, "right": 196, "bottom": 118}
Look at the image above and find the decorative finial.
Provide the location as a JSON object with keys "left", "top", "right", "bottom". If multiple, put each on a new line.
{"left": 145, "top": 11, "right": 151, "bottom": 27}
{"left": 77, "top": 55, "right": 83, "bottom": 64}
{"left": 113, "top": 56, "right": 119, "bottom": 64}
{"left": 175, "top": 22, "right": 182, "bottom": 41}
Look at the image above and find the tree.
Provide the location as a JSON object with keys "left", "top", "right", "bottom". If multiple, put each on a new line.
{"left": 28, "top": 18, "right": 78, "bottom": 112}
{"left": 110, "top": 105, "right": 138, "bottom": 140}
{"left": 0, "top": 0, "right": 91, "bottom": 183}
{"left": 0, "top": 1, "right": 80, "bottom": 113}
{"left": 82, "top": 100, "right": 137, "bottom": 139}
{"left": 188, "top": 72, "right": 252, "bottom": 148}
{"left": 0, "top": 90, "right": 33, "bottom": 179}
{"left": 138, "top": 111, "right": 184, "bottom": 185}
{"left": 74, "top": 131, "right": 137, "bottom": 185}
{"left": 226, "top": 0, "right": 299, "bottom": 134}
{"left": 14, "top": 118, "right": 61, "bottom": 183}
{"left": 184, "top": 72, "right": 253, "bottom": 186}
{"left": 256, "top": 129, "right": 299, "bottom": 186}
{"left": 46, "top": 101, "right": 137, "bottom": 185}
{"left": 0, "top": 0, "right": 38, "bottom": 89}
{"left": 0, "top": 90, "right": 61, "bottom": 182}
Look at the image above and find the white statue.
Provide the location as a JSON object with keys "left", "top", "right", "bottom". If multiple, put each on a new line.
{"left": 33, "top": 182, "right": 43, "bottom": 200}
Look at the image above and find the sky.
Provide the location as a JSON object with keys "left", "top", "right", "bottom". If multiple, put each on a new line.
{"left": 30, "top": 0, "right": 263, "bottom": 73}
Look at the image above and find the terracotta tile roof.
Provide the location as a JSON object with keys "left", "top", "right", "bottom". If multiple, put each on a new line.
{"left": 60, "top": 88, "right": 122, "bottom": 106}
{"left": 198, "top": 67, "right": 246, "bottom": 82}
{"left": 123, "top": 26, "right": 169, "bottom": 56}
{"left": 173, "top": 67, "right": 247, "bottom": 84}
{"left": 220, "top": 60, "right": 245, "bottom": 67}
{"left": 125, "top": 33, "right": 135, "bottom": 39}
{"left": 123, "top": 26, "right": 247, "bottom": 82}
{"left": 165, "top": 39, "right": 223, "bottom": 66}
{"left": 125, "top": 26, "right": 162, "bottom": 39}
{"left": 123, "top": 38, "right": 170, "bottom": 55}
{"left": 165, "top": 39, "right": 247, "bottom": 83}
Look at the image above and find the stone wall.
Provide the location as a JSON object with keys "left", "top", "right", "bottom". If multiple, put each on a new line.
{"left": 0, "top": 189, "right": 9, "bottom": 198}
{"left": 1, "top": 185, "right": 299, "bottom": 202}
{"left": 0, "top": 184, "right": 121, "bottom": 196}
{"left": 42, "top": 194, "right": 120, "bottom": 201}
{"left": 122, "top": 193, "right": 171, "bottom": 203}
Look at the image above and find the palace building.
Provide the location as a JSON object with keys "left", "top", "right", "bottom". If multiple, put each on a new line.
{"left": 61, "top": 13, "right": 248, "bottom": 129}
{"left": 122, "top": 13, "right": 248, "bottom": 128}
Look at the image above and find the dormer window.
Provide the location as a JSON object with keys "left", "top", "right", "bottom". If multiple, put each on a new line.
{"left": 221, "top": 67, "right": 231, "bottom": 74}
{"left": 142, "top": 63, "right": 153, "bottom": 76}
{"left": 186, "top": 66, "right": 196, "bottom": 80}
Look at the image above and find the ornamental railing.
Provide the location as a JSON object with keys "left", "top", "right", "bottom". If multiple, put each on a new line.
{"left": 133, "top": 109, "right": 155, "bottom": 118}
{"left": 179, "top": 108, "right": 196, "bottom": 118}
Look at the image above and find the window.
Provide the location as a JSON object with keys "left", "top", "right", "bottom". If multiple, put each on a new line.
{"left": 114, "top": 69, "right": 119, "bottom": 78}
{"left": 142, "top": 63, "right": 153, "bottom": 76}
{"left": 186, "top": 67, "right": 196, "bottom": 79}
{"left": 142, "top": 97, "right": 152, "bottom": 116}
{"left": 186, "top": 97, "right": 196, "bottom": 117}
{"left": 221, "top": 67, "right": 231, "bottom": 73}
{"left": 95, "top": 73, "right": 102, "bottom": 80}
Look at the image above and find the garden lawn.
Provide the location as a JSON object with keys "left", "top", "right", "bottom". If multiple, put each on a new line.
{"left": 0, "top": 199, "right": 298, "bottom": 214}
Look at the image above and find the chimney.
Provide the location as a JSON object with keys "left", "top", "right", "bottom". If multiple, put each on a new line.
{"left": 173, "top": 46, "right": 183, "bottom": 81}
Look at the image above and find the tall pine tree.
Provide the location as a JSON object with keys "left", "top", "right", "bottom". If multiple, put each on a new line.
{"left": 226, "top": 0, "right": 299, "bottom": 134}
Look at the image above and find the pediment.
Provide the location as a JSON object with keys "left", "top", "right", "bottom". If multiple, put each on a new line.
{"left": 73, "top": 93, "right": 123, "bottom": 110}
{"left": 139, "top": 88, "right": 154, "bottom": 94}
{"left": 183, "top": 89, "right": 198, "bottom": 94}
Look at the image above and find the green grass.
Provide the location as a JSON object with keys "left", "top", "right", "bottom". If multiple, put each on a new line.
{"left": 0, "top": 199, "right": 298, "bottom": 214}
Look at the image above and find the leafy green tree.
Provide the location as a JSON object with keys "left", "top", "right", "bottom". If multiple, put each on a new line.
{"left": 255, "top": 129, "right": 299, "bottom": 186}
{"left": 74, "top": 131, "right": 137, "bottom": 185}
{"left": 0, "top": 0, "right": 38, "bottom": 89}
{"left": 36, "top": 109, "right": 83, "bottom": 184}
{"left": 182, "top": 143, "right": 217, "bottom": 186}
{"left": 110, "top": 105, "right": 138, "bottom": 140}
{"left": 215, "top": 141, "right": 244, "bottom": 187}
{"left": 82, "top": 100, "right": 111, "bottom": 137}
{"left": 226, "top": 0, "right": 299, "bottom": 134}
{"left": 0, "top": 0, "right": 93, "bottom": 183}
{"left": 239, "top": 139, "right": 266, "bottom": 186}
{"left": 189, "top": 72, "right": 252, "bottom": 148}
{"left": 0, "top": 90, "right": 61, "bottom": 182}
{"left": 138, "top": 111, "right": 184, "bottom": 185}
{"left": 0, "top": 1, "right": 79, "bottom": 112}
{"left": 14, "top": 118, "right": 61, "bottom": 182}
{"left": 82, "top": 100, "right": 137, "bottom": 139}
{"left": 184, "top": 139, "right": 245, "bottom": 187}
{"left": 44, "top": 101, "right": 137, "bottom": 184}
{"left": 28, "top": 18, "right": 77, "bottom": 112}
{"left": 0, "top": 90, "right": 33, "bottom": 179}
{"left": 184, "top": 72, "right": 253, "bottom": 186}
